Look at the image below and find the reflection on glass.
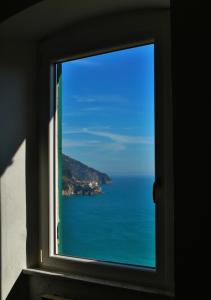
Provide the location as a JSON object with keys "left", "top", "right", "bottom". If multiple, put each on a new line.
{"left": 56, "top": 44, "right": 155, "bottom": 267}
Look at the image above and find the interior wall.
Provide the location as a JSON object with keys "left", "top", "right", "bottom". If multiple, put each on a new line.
{"left": 171, "top": 2, "right": 210, "bottom": 298}
{"left": 0, "top": 0, "right": 43, "bottom": 23}
{"left": 2, "top": 1, "right": 210, "bottom": 299}
{"left": 0, "top": 2, "right": 173, "bottom": 300}
{"left": 0, "top": 41, "right": 38, "bottom": 300}
{"left": 26, "top": 272, "right": 173, "bottom": 300}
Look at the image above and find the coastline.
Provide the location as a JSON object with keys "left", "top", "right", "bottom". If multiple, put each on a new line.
{"left": 59, "top": 176, "right": 155, "bottom": 267}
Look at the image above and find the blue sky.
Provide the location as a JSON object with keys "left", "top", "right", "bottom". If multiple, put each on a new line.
{"left": 61, "top": 44, "right": 154, "bottom": 176}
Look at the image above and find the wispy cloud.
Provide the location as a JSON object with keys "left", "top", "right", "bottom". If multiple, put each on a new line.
{"left": 62, "top": 138, "right": 126, "bottom": 153}
{"left": 62, "top": 139, "right": 100, "bottom": 148}
{"left": 63, "top": 128, "right": 153, "bottom": 145}
{"left": 69, "top": 60, "right": 100, "bottom": 66}
{"left": 70, "top": 94, "right": 128, "bottom": 104}
{"left": 71, "top": 95, "right": 97, "bottom": 103}
{"left": 83, "top": 107, "right": 104, "bottom": 112}
{"left": 63, "top": 107, "right": 104, "bottom": 117}
{"left": 103, "top": 143, "right": 126, "bottom": 151}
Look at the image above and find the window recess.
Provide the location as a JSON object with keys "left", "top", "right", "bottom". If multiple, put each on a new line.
{"left": 38, "top": 9, "right": 174, "bottom": 296}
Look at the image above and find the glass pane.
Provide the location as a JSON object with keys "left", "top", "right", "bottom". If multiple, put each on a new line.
{"left": 56, "top": 44, "right": 155, "bottom": 268}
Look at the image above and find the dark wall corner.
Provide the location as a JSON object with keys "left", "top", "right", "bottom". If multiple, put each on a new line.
{"left": 6, "top": 273, "right": 30, "bottom": 300}
{"left": 0, "top": 0, "right": 43, "bottom": 23}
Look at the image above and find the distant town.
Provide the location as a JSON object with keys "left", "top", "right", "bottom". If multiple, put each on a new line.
{"left": 62, "top": 179, "right": 101, "bottom": 196}
{"left": 62, "top": 153, "right": 111, "bottom": 197}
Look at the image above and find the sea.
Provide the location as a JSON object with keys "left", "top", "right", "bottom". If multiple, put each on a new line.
{"left": 58, "top": 176, "right": 155, "bottom": 268}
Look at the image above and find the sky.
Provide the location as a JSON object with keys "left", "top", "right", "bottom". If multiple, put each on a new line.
{"left": 60, "top": 44, "right": 155, "bottom": 176}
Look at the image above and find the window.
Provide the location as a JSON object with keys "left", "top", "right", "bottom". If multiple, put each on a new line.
{"left": 39, "top": 9, "right": 174, "bottom": 295}
{"left": 56, "top": 44, "right": 155, "bottom": 268}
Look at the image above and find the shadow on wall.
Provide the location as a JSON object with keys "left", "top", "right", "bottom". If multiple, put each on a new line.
{"left": 0, "top": 41, "right": 45, "bottom": 298}
{"left": 0, "top": 36, "right": 58, "bottom": 299}
{"left": 5, "top": 274, "right": 29, "bottom": 300}
{"left": 0, "top": 0, "right": 43, "bottom": 23}
{"left": 6, "top": 271, "right": 174, "bottom": 300}
{"left": 0, "top": 40, "right": 38, "bottom": 176}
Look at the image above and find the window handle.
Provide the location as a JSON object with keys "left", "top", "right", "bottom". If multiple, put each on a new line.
{"left": 153, "top": 179, "right": 161, "bottom": 204}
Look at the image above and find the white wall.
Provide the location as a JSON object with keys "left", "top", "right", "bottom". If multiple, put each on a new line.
{"left": 0, "top": 2, "right": 171, "bottom": 299}
{"left": 0, "top": 41, "right": 37, "bottom": 300}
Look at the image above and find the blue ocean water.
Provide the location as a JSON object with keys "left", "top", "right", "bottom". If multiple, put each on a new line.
{"left": 59, "top": 176, "right": 155, "bottom": 268}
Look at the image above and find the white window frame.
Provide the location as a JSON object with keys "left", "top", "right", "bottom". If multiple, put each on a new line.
{"left": 38, "top": 9, "right": 174, "bottom": 296}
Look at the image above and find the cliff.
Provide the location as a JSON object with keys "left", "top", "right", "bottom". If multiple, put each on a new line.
{"left": 62, "top": 153, "right": 112, "bottom": 196}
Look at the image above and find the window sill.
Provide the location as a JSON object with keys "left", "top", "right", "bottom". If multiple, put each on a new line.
{"left": 23, "top": 268, "right": 174, "bottom": 298}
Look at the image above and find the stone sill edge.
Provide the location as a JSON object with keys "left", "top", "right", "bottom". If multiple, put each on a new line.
{"left": 23, "top": 268, "right": 174, "bottom": 298}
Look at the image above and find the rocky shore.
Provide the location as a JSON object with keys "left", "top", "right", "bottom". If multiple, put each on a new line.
{"left": 61, "top": 153, "right": 111, "bottom": 197}
{"left": 62, "top": 178, "right": 102, "bottom": 196}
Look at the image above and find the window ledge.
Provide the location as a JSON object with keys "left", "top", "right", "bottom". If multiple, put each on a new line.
{"left": 23, "top": 268, "right": 174, "bottom": 298}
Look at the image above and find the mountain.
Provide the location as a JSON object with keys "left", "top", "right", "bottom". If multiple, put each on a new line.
{"left": 62, "top": 153, "right": 112, "bottom": 196}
